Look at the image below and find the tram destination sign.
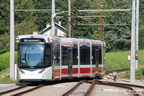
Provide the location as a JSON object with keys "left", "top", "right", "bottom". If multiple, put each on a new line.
{"left": 21, "top": 38, "right": 45, "bottom": 42}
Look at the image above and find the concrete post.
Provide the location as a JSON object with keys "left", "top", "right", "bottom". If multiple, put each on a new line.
{"left": 51, "top": 0, "right": 55, "bottom": 36}
{"left": 130, "top": 0, "right": 136, "bottom": 83}
{"left": 10, "top": 0, "right": 15, "bottom": 81}
{"left": 15, "top": 64, "right": 17, "bottom": 81}
{"left": 135, "top": 0, "right": 139, "bottom": 69}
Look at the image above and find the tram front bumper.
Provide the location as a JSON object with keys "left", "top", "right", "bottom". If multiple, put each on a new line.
{"left": 19, "top": 74, "right": 43, "bottom": 81}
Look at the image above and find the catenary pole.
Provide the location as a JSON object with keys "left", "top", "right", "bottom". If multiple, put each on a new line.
{"left": 68, "top": 0, "right": 71, "bottom": 37}
{"left": 135, "top": 0, "right": 139, "bottom": 69}
{"left": 51, "top": 0, "right": 55, "bottom": 36}
{"left": 10, "top": 0, "right": 15, "bottom": 81}
{"left": 130, "top": 0, "right": 135, "bottom": 83}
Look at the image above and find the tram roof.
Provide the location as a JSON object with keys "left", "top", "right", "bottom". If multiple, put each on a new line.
{"left": 17, "top": 34, "right": 54, "bottom": 39}
{"left": 17, "top": 34, "right": 103, "bottom": 43}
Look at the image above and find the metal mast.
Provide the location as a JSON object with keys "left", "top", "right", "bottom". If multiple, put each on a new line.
{"left": 51, "top": 0, "right": 55, "bottom": 36}
{"left": 10, "top": 0, "right": 15, "bottom": 81}
{"left": 135, "top": 0, "right": 139, "bottom": 69}
{"left": 130, "top": 0, "right": 136, "bottom": 83}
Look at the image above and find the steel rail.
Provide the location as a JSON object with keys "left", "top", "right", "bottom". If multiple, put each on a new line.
{"left": 62, "top": 80, "right": 83, "bottom": 96}
{"left": 11, "top": 84, "right": 43, "bottom": 96}
{"left": 105, "top": 68, "right": 130, "bottom": 75}
{"left": 0, "top": 84, "right": 28, "bottom": 95}
{"left": 97, "top": 81, "right": 139, "bottom": 96}
{"left": 84, "top": 79, "right": 96, "bottom": 96}
{"left": 99, "top": 81, "right": 144, "bottom": 89}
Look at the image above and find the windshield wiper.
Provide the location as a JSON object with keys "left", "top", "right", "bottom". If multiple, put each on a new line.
{"left": 24, "top": 45, "right": 30, "bottom": 64}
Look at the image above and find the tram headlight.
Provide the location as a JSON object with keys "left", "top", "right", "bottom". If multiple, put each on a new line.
{"left": 38, "top": 69, "right": 45, "bottom": 74}
{"left": 19, "top": 69, "right": 25, "bottom": 74}
{"left": 16, "top": 37, "right": 19, "bottom": 43}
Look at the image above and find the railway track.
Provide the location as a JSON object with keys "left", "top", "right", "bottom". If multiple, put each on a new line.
{"left": 97, "top": 81, "right": 139, "bottom": 96}
{"left": 0, "top": 83, "right": 43, "bottom": 96}
{"left": 62, "top": 79, "right": 141, "bottom": 96}
{"left": 105, "top": 68, "right": 130, "bottom": 75}
{"left": 0, "top": 68, "right": 141, "bottom": 96}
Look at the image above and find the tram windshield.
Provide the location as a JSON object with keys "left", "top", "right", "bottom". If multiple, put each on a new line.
{"left": 19, "top": 43, "right": 45, "bottom": 68}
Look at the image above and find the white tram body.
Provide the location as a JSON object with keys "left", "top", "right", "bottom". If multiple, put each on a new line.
{"left": 17, "top": 34, "right": 106, "bottom": 81}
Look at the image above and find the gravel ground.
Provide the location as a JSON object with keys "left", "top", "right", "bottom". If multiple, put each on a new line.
{"left": 131, "top": 87, "right": 144, "bottom": 96}
{"left": 22, "top": 82, "right": 78, "bottom": 96}
{"left": 91, "top": 84, "right": 132, "bottom": 96}
{"left": 19, "top": 81, "right": 144, "bottom": 96}
{"left": 2, "top": 86, "right": 36, "bottom": 96}
{"left": 1, "top": 78, "right": 144, "bottom": 96}
{"left": 69, "top": 83, "right": 91, "bottom": 96}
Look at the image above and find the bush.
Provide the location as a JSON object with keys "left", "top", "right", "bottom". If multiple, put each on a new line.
{"left": 0, "top": 52, "right": 17, "bottom": 70}
{"left": 0, "top": 50, "right": 7, "bottom": 54}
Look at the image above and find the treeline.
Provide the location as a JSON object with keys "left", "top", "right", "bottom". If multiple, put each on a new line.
{"left": 0, "top": 0, "right": 144, "bottom": 52}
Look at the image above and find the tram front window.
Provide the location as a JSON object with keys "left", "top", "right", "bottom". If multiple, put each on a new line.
{"left": 19, "top": 44, "right": 45, "bottom": 68}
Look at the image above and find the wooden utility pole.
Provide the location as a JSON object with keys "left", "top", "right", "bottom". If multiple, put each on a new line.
{"left": 68, "top": 0, "right": 71, "bottom": 37}
{"left": 100, "top": 3, "right": 103, "bottom": 40}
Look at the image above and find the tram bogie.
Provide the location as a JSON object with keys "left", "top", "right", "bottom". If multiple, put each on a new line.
{"left": 17, "top": 34, "right": 106, "bottom": 82}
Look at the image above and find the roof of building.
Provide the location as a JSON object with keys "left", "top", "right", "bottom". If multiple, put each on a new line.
{"left": 40, "top": 22, "right": 67, "bottom": 34}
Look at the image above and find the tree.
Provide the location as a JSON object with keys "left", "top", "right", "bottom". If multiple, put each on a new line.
{"left": 139, "top": 0, "right": 144, "bottom": 49}
{"left": 105, "top": 0, "right": 131, "bottom": 51}
{"left": 70, "top": 0, "right": 94, "bottom": 38}
{"left": 0, "top": 0, "right": 10, "bottom": 35}
{"left": 32, "top": 0, "right": 52, "bottom": 31}
{"left": 14, "top": 0, "right": 36, "bottom": 24}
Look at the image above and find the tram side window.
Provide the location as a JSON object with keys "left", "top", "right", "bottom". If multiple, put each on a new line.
{"left": 99, "top": 47, "right": 102, "bottom": 64}
{"left": 92, "top": 46, "right": 102, "bottom": 65}
{"left": 92, "top": 48, "right": 96, "bottom": 65}
{"left": 57, "top": 51, "right": 60, "bottom": 65}
{"left": 44, "top": 44, "right": 51, "bottom": 66}
{"left": 73, "top": 49, "right": 78, "bottom": 65}
{"left": 80, "top": 48, "right": 90, "bottom": 65}
{"left": 62, "top": 48, "right": 68, "bottom": 65}
{"left": 18, "top": 45, "right": 20, "bottom": 67}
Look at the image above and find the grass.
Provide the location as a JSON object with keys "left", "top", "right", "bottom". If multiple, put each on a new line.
{"left": 105, "top": 51, "right": 131, "bottom": 71}
{"left": 119, "top": 50, "right": 144, "bottom": 79}
{"left": 0, "top": 67, "right": 19, "bottom": 84}
{"left": 0, "top": 51, "right": 17, "bottom": 70}
{"left": 0, "top": 51, "right": 18, "bottom": 84}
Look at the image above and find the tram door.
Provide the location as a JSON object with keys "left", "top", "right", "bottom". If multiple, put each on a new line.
{"left": 68, "top": 48, "right": 73, "bottom": 78}
{"left": 95, "top": 49, "right": 99, "bottom": 74}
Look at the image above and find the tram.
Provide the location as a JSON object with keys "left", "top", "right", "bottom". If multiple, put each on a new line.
{"left": 17, "top": 34, "right": 106, "bottom": 81}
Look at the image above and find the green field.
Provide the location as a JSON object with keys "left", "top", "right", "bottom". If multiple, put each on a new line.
{"left": 105, "top": 51, "right": 131, "bottom": 71}
{"left": 105, "top": 50, "right": 144, "bottom": 79}
{"left": 0, "top": 50, "right": 144, "bottom": 83}
{"left": 0, "top": 52, "right": 18, "bottom": 83}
